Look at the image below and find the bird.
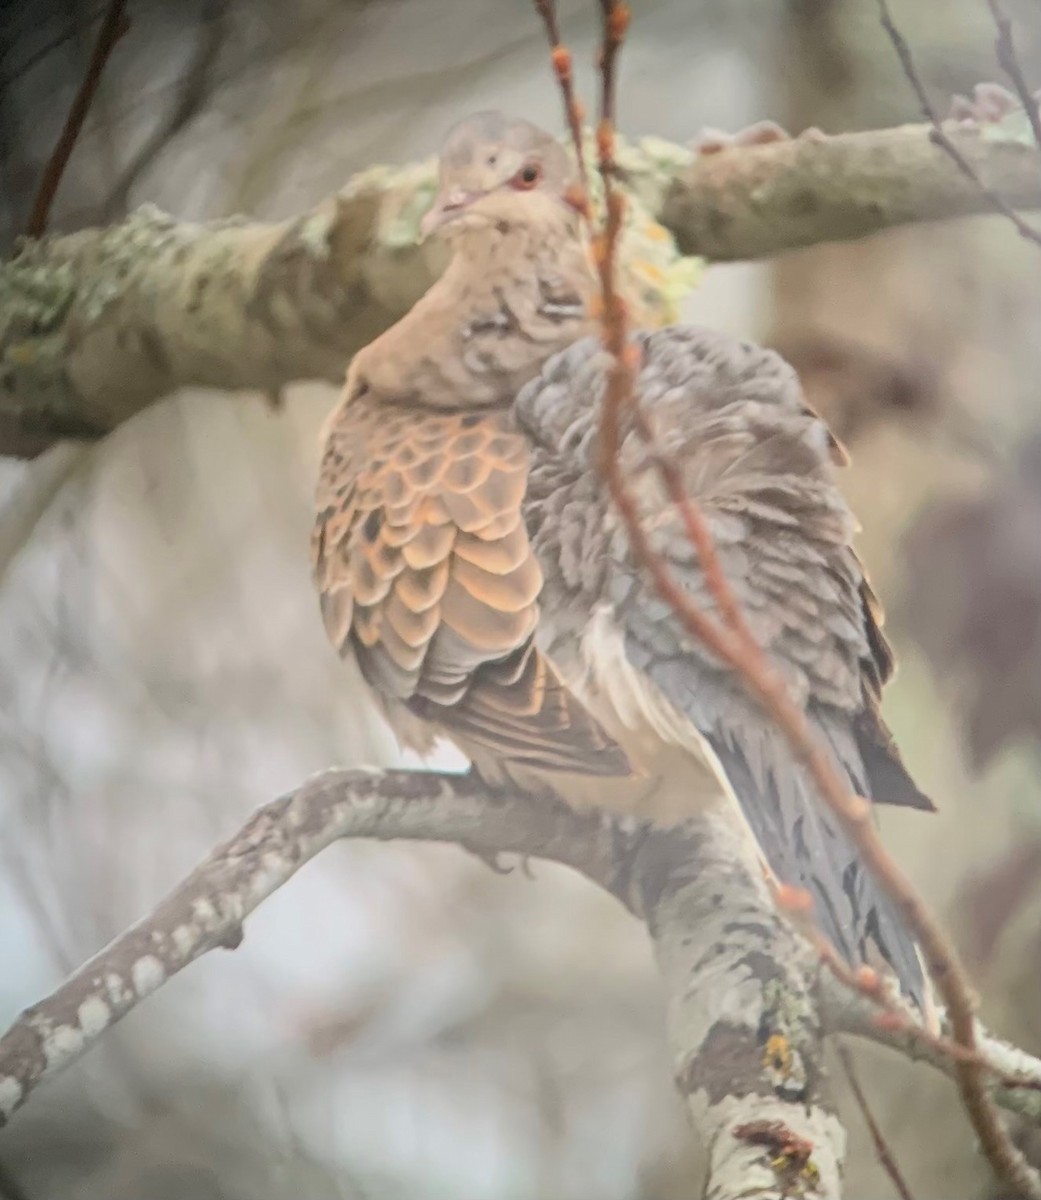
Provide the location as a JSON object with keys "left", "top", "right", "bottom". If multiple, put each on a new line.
{"left": 312, "top": 110, "right": 935, "bottom": 1009}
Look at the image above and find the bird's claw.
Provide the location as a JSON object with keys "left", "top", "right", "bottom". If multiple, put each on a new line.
{"left": 468, "top": 848, "right": 515, "bottom": 875}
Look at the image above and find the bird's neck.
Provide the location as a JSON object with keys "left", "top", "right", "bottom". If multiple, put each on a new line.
{"left": 434, "top": 214, "right": 597, "bottom": 333}
{"left": 449, "top": 212, "right": 585, "bottom": 275}
{"left": 337, "top": 214, "right": 594, "bottom": 418}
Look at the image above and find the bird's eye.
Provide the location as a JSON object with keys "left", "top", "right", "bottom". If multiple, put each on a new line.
{"left": 511, "top": 162, "right": 542, "bottom": 190}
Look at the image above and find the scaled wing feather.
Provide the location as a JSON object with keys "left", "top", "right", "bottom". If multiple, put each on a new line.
{"left": 314, "top": 399, "right": 627, "bottom": 776}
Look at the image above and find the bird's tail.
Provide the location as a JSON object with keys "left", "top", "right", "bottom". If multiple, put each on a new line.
{"left": 707, "top": 727, "right": 930, "bottom": 1016}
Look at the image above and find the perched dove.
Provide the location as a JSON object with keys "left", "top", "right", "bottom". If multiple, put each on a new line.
{"left": 313, "top": 111, "right": 934, "bottom": 1007}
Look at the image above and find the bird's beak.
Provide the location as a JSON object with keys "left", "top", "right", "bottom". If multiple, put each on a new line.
{"left": 420, "top": 187, "right": 479, "bottom": 238}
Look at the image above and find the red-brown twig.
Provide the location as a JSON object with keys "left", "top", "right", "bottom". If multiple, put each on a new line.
{"left": 535, "top": 3, "right": 1041, "bottom": 1196}
{"left": 25, "top": 0, "right": 130, "bottom": 239}
{"left": 875, "top": 0, "right": 1041, "bottom": 250}
{"left": 836, "top": 1042, "right": 916, "bottom": 1200}
{"left": 595, "top": 0, "right": 627, "bottom": 175}
{"left": 533, "top": 1, "right": 591, "bottom": 215}
{"left": 985, "top": 0, "right": 1041, "bottom": 163}
{"left": 809, "top": 915, "right": 1041, "bottom": 1094}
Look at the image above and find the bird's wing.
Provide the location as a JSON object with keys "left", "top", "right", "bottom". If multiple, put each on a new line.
{"left": 518, "top": 327, "right": 932, "bottom": 1001}
{"left": 313, "top": 398, "right": 628, "bottom": 776}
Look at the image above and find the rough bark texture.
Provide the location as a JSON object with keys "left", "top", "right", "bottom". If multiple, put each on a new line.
{"left": 0, "top": 183, "right": 439, "bottom": 457}
{"left": 0, "top": 769, "right": 846, "bottom": 1198}
{"left": 638, "top": 816, "right": 843, "bottom": 1199}
{"left": 662, "top": 119, "right": 1041, "bottom": 260}
{"left": 4, "top": 768, "right": 1041, "bottom": 1198}
{"left": 0, "top": 768, "right": 622, "bottom": 1127}
{"left": 2, "top": 115, "right": 1039, "bottom": 457}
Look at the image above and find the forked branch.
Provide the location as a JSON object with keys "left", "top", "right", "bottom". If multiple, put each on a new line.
{"left": 2, "top": 767, "right": 1041, "bottom": 1200}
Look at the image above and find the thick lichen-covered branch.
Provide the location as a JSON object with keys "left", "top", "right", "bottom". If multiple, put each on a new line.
{"left": 0, "top": 768, "right": 625, "bottom": 1126}
{"left": 0, "top": 765, "right": 846, "bottom": 1198}
{"left": 661, "top": 116, "right": 1041, "bottom": 261}
{"left": 0, "top": 179, "right": 441, "bottom": 457}
{"left": 640, "top": 813, "right": 844, "bottom": 1198}
{"left": 6, "top": 768, "right": 1041, "bottom": 1196}
{"left": 3, "top": 114, "right": 1040, "bottom": 456}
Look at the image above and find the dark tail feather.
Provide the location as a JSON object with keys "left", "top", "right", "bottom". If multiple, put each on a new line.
{"left": 852, "top": 705, "right": 935, "bottom": 812}
{"left": 708, "top": 730, "right": 927, "bottom": 1012}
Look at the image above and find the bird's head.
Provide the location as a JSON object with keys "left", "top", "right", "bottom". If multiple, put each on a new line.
{"left": 420, "top": 111, "right": 580, "bottom": 241}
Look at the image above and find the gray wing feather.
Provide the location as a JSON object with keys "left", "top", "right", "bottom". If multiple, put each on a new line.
{"left": 517, "top": 326, "right": 929, "bottom": 1005}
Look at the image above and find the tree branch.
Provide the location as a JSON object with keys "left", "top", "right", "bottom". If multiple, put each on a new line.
{"left": 0, "top": 765, "right": 848, "bottom": 1197}
{"left": 0, "top": 180, "right": 439, "bottom": 457}
{"left": 874, "top": 0, "right": 1041, "bottom": 250}
{"left": 555, "top": 6, "right": 1038, "bottom": 1186}
{"left": 0, "top": 767, "right": 622, "bottom": 1127}
{"left": 984, "top": 0, "right": 1041, "bottom": 164}
{"left": 661, "top": 116, "right": 1041, "bottom": 260}
{"left": 3, "top": 115, "right": 1040, "bottom": 456}
{"left": 5, "top": 768, "right": 1041, "bottom": 1195}
{"left": 836, "top": 1043, "right": 916, "bottom": 1200}
{"left": 823, "top": 977, "right": 1041, "bottom": 1125}
{"left": 640, "top": 814, "right": 844, "bottom": 1198}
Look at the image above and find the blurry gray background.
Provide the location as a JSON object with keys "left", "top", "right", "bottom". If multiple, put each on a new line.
{"left": 2, "top": 1, "right": 1041, "bottom": 1196}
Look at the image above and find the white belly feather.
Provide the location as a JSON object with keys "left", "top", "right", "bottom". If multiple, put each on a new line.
{"left": 544, "top": 605, "right": 775, "bottom": 860}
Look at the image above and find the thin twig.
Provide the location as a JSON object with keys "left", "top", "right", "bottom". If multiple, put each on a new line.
{"left": 635, "top": 6, "right": 1037, "bottom": 1194}
{"left": 103, "top": 0, "right": 228, "bottom": 219}
{"left": 25, "top": 0, "right": 130, "bottom": 238}
{"left": 595, "top": 0, "right": 626, "bottom": 174}
{"left": 829, "top": 983, "right": 1041, "bottom": 1126}
{"left": 985, "top": 0, "right": 1041, "bottom": 162}
{"left": 779, "top": 883, "right": 1041, "bottom": 1095}
{"left": 532, "top": 1, "right": 591, "bottom": 212}
{"left": 836, "top": 1043, "right": 916, "bottom": 1200}
{"left": 536, "top": 3, "right": 1040, "bottom": 1196}
{"left": 875, "top": 0, "right": 1041, "bottom": 249}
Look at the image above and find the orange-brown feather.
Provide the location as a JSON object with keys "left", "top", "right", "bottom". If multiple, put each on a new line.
{"left": 313, "top": 398, "right": 628, "bottom": 777}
